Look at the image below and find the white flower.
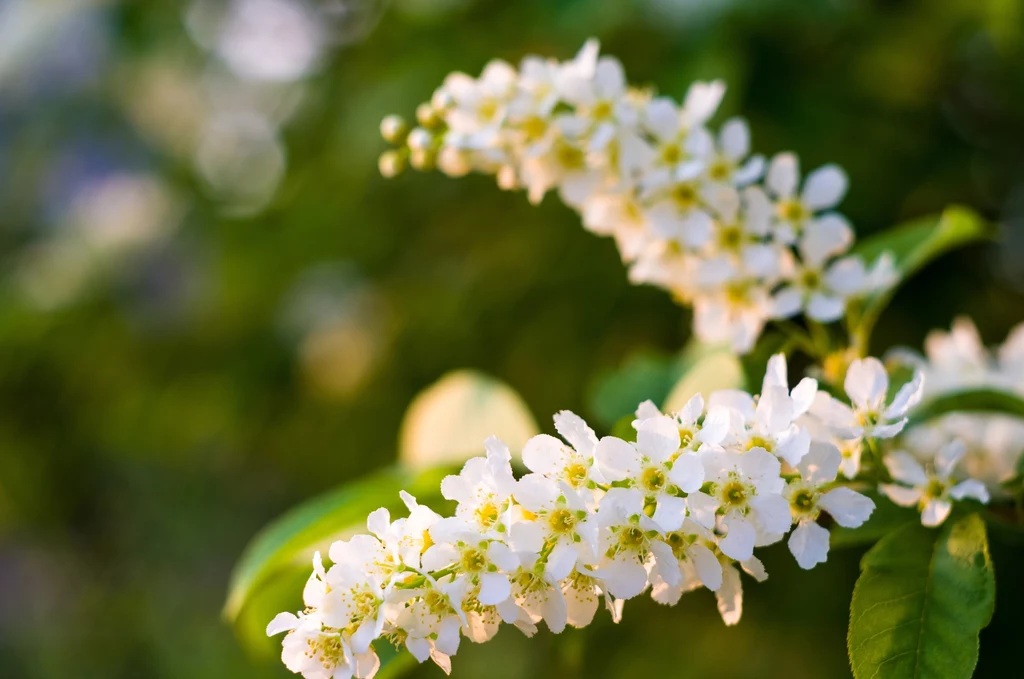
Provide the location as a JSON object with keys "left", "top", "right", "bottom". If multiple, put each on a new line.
{"left": 881, "top": 441, "right": 990, "bottom": 527}
{"left": 509, "top": 474, "right": 598, "bottom": 581}
{"left": 387, "top": 575, "right": 468, "bottom": 674}
{"left": 689, "top": 448, "right": 790, "bottom": 561}
{"left": 691, "top": 275, "right": 776, "bottom": 353}
{"left": 636, "top": 393, "right": 730, "bottom": 454}
{"left": 764, "top": 153, "right": 849, "bottom": 242}
{"left": 810, "top": 357, "right": 924, "bottom": 440}
{"left": 772, "top": 217, "right": 859, "bottom": 323}
{"left": 708, "top": 354, "right": 817, "bottom": 467}
{"left": 595, "top": 415, "right": 705, "bottom": 532}
{"left": 440, "top": 436, "right": 518, "bottom": 536}
{"left": 521, "top": 410, "right": 603, "bottom": 495}
{"left": 591, "top": 487, "right": 676, "bottom": 599}
{"left": 647, "top": 518, "right": 723, "bottom": 605}
{"left": 784, "top": 442, "right": 875, "bottom": 569}
{"left": 705, "top": 118, "right": 764, "bottom": 187}
{"left": 422, "top": 527, "right": 519, "bottom": 607}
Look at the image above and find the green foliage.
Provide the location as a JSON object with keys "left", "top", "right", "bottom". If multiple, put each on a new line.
{"left": 847, "top": 513, "right": 995, "bottom": 679}
{"left": 224, "top": 465, "right": 453, "bottom": 629}
{"left": 851, "top": 206, "right": 995, "bottom": 350}
{"left": 588, "top": 352, "right": 686, "bottom": 428}
{"left": 907, "top": 388, "right": 1024, "bottom": 428}
{"left": 588, "top": 341, "right": 746, "bottom": 428}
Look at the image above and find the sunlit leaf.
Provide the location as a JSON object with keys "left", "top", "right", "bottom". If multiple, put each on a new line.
{"left": 224, "top": 465, "right": 452, "bottom": 625}
{"left": 399, "top": 369, "right": 539, "bottom": 468}
{"left": 852, "top": 206, "right": 995, "bottom": 349}
{"left": 907, "top": 388, "right": 1024, "bottom": 428}
{"left": 847, "top": 513, "right": 995, "bottom": 679}
{"left": 662, "top": 342, "right": 746, "bottom": 413}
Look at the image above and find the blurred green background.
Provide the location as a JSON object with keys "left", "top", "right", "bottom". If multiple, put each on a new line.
{"left": 1, "top": 0, "right": 1023, "bottom": 677}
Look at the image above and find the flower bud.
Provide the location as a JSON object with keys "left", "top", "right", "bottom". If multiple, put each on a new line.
{"left": 406, "top": 127, "right": 433, "bottom": 151}
{"left": 437, "top": 147, "right": 471, "bottom": 178}
{"left": 416, "top": 102, "right": 442, "bottom": 128}
{"left": 379, "top": 115, "right": 409, "bottom": 144}
{"left": 409, "top": 147, "right": 436, "bottom": 172}
{"left": 431, "top": 88, "right": 455, "bottom": 111}
{"left": 378, "top": 149, "right": 407, "bottom": 178}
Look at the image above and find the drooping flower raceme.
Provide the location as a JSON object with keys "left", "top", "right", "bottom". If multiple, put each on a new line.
{"left": 268, "top": 355, "right": 882, "bottom": 679}
{"left": 377, "top": 40, "right": 893, "bottom": 353}
{"left": 888, "top": 317, "right": 1024, "bottom": 500}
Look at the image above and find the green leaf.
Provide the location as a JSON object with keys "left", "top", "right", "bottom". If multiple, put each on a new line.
{"left": 224, "top": 464, "right": 453, "bottom": 626}
{"left": 588, "top": 352, "right": 686, "bottom": 428}
{"left": 852, "top": 206, "right": 995, "bottom": 350}
{"left": 907, "top": 388, "right": 1024, "bottom": 428}
{"left": 830, "top": 492, "right": 918, "bottom": 549}
{"left": 661, "top": 341, "right": 746, "bottom": 413}
{"left": 847, "top": 513, "right": 995, "bottom": 679}
{"left": 399, "top": 369, "right": 538, "bottom": 468}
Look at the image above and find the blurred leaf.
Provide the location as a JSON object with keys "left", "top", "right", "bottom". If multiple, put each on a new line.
{"left": 610, "top": 413, "right": 636, "bottom": 441}
{"left": 852, "top": 206, "right": 995, "bottom": 349}
{"left": 847, "top": 513, "right": 995, "bottom": 679}
{"left": 907, "top": 388, "right": 1024, "bottom": 428}
{"left": 399, "top": 370, "right": 539, "bottom": 469}
{"left": 830, "top": 492, "right": 917, "bottom": 549}
{"left": 662, "top": 342, "right": 746, "bottom": 413}
{"left": 588, "top": 352, "right": 685, "bottom": 428}
{"left": 224, "top": 464, "right": 452, "bottom": 625}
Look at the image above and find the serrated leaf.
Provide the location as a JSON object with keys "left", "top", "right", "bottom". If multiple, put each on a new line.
{"left": 852, "top": 206, "right": 995, "bottom": 350}
{"left": 847, "top": 513, "right": 995, "bottom": 679}
{"left": 830, "top": 492, "right": 917, "bottom": 549}
{"left": 906, "top": 388, "right": 1024, "bottom": 428}
{"left": 224, "top": 465, "right": 452, "bottom": 625}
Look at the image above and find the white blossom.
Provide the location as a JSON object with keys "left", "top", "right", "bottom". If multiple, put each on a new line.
{"left": 881, "top": 441, "right": 990, "bottom": 527}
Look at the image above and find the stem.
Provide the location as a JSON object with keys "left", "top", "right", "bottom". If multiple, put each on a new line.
{"left": 770, "top": 319, "right": 822, "bottom": 359}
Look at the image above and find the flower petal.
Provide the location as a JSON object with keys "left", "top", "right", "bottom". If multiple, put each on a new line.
{"left": 800, "top": 164, "right": 848, "bottom": 211}
{"left": 819, "top": 487, "right": 875, "bottom": 528}
{"left": 788, "top": 521, "right": 830, "bottom": 569}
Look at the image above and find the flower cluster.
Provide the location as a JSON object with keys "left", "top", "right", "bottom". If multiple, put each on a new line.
{"left": 809, "top": 348, "right": 995, "bottom": 527}
{"left": 887, "top": 317, "right": 1024, "bottom": 506}
{"left": 268, "top": 355, "right": 884, "bottom": 679}
{"left": 378, "top": 40, "right": 894, "bottom": 352}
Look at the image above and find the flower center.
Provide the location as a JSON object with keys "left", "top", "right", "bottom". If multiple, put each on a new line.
{"left": 708, "top": 159, "right": 731, "bottom": 181}
{"left": 460, "top": 547, "right": 487, "bottom": 573}
{"left": 671, "top": 183, "right": 698, "bottom": 209}
{"left": 619, "top": 526, "right": 646, "bottom": 549}
{"left": 555, "top": 140, "right": 585, "bottom": 169}
{"left": 778, "top": 199, "right": 807, "bottom": 223}
{"left": 520, "top": 116, "right": 548, "bottom": 140}
{"left": 591, "top": 100, "right": 614, "bottom": 121}
{"left": 475, "top": 502, "right": 501, "bottom": 529}
{"left": 800, "top": 268, "right": 822, "bottom": 290}
{"left": 641, "top": 467, "right": 667, "bottom": 492}
{"left": 565, "top": 462, "right": 589, "bottom": 487}
{"left": 548, "top": 508, "right": 577, "bottom": 535}
{"left": 721, "top": 480, "right": 749, "bottom": 508}
{"left": 660, "top": 143, "right": 682, "bottom": 165}
{"left": 719, "top": 225, "right": 743, "bottom": 250}
{"left": 925, "top": 479, "right": 947, "bottom": 500}
{"left": 478, "top": 98, "right": 500, "bottom": 121}
{"left": 747, "top": 435, "right": 773, "bottom": 452}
